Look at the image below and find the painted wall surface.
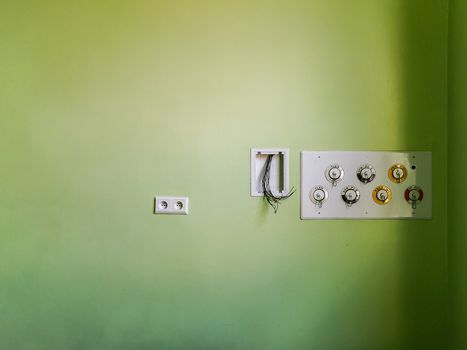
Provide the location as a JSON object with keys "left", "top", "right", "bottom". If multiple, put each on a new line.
{"left": 449, "top": 0, "right": 467, "bottom": 348}
{"left": 0, "top": 1, "right": 448, "bottom": 349}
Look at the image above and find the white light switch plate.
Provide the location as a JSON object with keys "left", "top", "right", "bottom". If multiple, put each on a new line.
{"left": 154, "top": 196, "right": 189, "bottom": 215}
{"left": 301, "top": 151, "right": 432, "bottom": 219}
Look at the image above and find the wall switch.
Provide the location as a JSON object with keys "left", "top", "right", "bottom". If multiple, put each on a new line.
{"left": 154, "top": 196, "right": 189, "bottom": 215}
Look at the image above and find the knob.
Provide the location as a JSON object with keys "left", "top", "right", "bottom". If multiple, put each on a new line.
{"left": 372, "top": 185, "right": 392, "bottom": 205}
{"left": 309, "top": 186, "right": 329, "bottom": 208}
{"left": 341, "top": 185, "right": 360, "bottom": 207}
{"left": 405, "top": 186, "right": 424, "bottom": 209}
{"left": 388, "top": 164, "right": 408, "bottom": 183}
{"left": 325, "top": 164, "right": 344, "bottom": 186}
{"left": 357, "top": 164, "right": 376, "bottom": 184}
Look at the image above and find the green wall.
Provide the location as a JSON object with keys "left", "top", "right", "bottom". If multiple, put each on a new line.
{"left": 0, "top": 1, "right": 449, "bottom": 349}
{"left": 449, "top": 0, "right": 467, "bottom": 348}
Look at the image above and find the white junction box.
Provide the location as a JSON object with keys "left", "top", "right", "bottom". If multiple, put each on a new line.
{"left": 250, "top": 148, "right": 290, "bottom": 197}
{"left": 154, "top": 196, "right": 189, "bottom": 215}
{"left": 301, "top": 151, "right": 432, "bottom": 219}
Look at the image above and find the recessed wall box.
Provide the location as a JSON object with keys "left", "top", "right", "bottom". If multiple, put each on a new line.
{"left": 250, "top": 148, "right": 290, "bottom": 197}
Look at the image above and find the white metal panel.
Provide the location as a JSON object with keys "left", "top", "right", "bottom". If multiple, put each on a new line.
{"left": 300, "top": 151, "right": 432, "bottom": 219}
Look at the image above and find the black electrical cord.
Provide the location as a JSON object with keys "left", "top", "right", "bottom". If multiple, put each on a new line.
{"left": 261, "top": 154, "right": 295, "bottom": 213}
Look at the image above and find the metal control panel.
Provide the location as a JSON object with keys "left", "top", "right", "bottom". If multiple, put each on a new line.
{"left": 301, "top": 151, "right": 432, "bottom": 219}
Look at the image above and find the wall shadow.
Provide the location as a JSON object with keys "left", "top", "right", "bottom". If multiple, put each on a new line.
{"left": 447, "top": 0, "right": 467, "bottom": 348}
{"left": 397, "top": 0, "right": 449, "bottom": 348}
{"left": 289, "top": 1, "right": 450, "bottom": 349}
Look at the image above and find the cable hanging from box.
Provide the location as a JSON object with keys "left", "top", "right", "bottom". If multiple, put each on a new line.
{"left": 262, "top": 154, "right": 295, "bottom": 213}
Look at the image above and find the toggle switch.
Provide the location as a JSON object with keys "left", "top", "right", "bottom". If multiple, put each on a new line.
{"left": 357, "top": 164, "right": 376, "bottom": 184}
{"left": 372, "top": 185, "right": 392, "bottom": 205}
{"left": 388, "top": 164, "right": 408, "bottom": 183}
{"left": 341, "top": 185, "right": 360, "bottom": 207}
{"left": 325, "top": 164, "right": 344, "bottom": 186}
{"left": 309, "top": 186, "right": 328, "bottom": 208}
{"left": 405, "top": 186, "right": 424, "bottom": 209}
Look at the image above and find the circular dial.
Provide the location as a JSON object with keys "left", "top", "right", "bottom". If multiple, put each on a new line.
{"left": 372, "top": 185, "right": 392, "bottom": 205}
{"left": 325, "top": 164, "right": 344, "bottom": 186}
{"left": 309, "top": 186, "right": 328, "bottom": 208}
{"left": 341, "top": 185, "right": 360, "bottom": 206}
{"left": 405, "top": 186, "right": 424, "bottom": 209}
{"left": 388, "top": 164, "right": 408, "bottom": 183}
{"left": 357, "top": 164, "right": 376, "bottom": 183}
